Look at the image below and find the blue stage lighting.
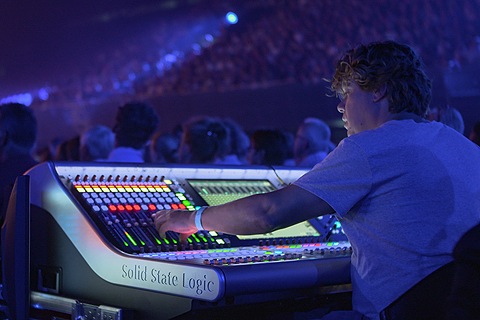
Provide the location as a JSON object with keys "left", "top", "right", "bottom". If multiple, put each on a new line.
{"left": 226, "top": 12, "right": 238, "bottom": 24}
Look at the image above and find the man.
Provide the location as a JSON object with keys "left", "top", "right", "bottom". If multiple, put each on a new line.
{"left": 79, "top": 125, "right": 115, "bottom": 161}
{"left": 152, "top": 41, "right": 480, "bottom": 319}
{"left": 0, "top": 103, "right": 38, "bottom": 224}
{"left": 247, "top": 129, "right": 287, "bottom": 166}
{"left": 294, "top": 117, "right": 335, "bottom": 168}
{"left": 428, "top": 105, "right": 465, "bottom": 135}
{"left": 106, "top": 102, "right": 159, "bottom": 163}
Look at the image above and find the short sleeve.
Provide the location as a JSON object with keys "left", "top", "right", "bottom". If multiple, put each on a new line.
{"left": 293, "top": 138, "right": 372, "bottom": 217}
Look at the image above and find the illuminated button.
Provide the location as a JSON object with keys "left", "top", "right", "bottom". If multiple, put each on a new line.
{"left": 117, "top": 205, "right": 125, "bottom": 211}
{"left": 138, "top": 192, "right": 146, "bottom": 198}
{"left": 164, "top": 204, "right": 171, "bottom": 210}
{"left": 101, "top": 205, "right": 108, "bottom": 211}
{"left": 103, "top": 198, "right": 111, "bottom": 204}
{"left": 148, "top": 204, "right": 157, "bottom": 211}
{"left": 165, "top": 198, "right": 172, "bottom": 203}
{"left": 125, "top": 205, "right": 133, "bottom": 211}
{"left": 179, "top": 204, "right": 186, "bottom": 209}
{"left": 133, "top": 205, "right": 141, "bottom": 211}
{"left": 95, "top": 198, "right": 103, "bottom": 204}
{"left": 87, "top": 198, "right": 94, "bottom": 204}
{"left": 141, "top": 205, "right": 148, "bottom": 211}
{"left": 123, "top": 192, "right": 131, "bottom": 198}
{"left": 92, "top": 205, "right": 100, "bottom": 212}
{"left": 82, "top": 193, "right": 90, "bottom": 198}
{"left": 161, "top": 192, "right": 168, "bottom": 198}
{"left": 176, "top": 194, "right": 186, "bottom": 201}
{"left": 158, "top": 198, "right": 165, "bottom": 203}
{"left": 156, "top": 204, "right": 164, "bottom": 210}
{"left": 171, "top": 204, "right": 179, "bottom": 210}
{"left": 119, "top": 198, "right": 127, "bottom": 204}
{"left": 127, "top": 198, "right": 135, "bottom": 204}
{"left": 150, "top": 198, "right": 158, "bottom": 203}
{"left": 109, "top": 205, "right": 117, "bottom": 212}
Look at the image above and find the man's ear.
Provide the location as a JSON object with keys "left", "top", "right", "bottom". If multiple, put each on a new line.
{"left": 373, "top": 85, "right": 387, "bottom": 102}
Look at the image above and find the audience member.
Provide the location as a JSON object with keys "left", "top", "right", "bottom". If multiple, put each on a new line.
{"left": 221, "top": 118, "right": 250, "bottom": 165}
{"left": 80, "top": 125, "right": 115, "bottom": 161}
{"left": 178, "top": 116, "right": 229, "bottom": 164}
{"left": 152, "top": 41, "right": 480, "bottom": 319}
{"left": 0, "top": 103, "right": 38, "bottom": 224}
{"left": 281, "top": 130, "right": 295, "bottom": 166}
{"left": 248, "top": 129, "right": 287, "bottom": 166}
{"left": 106, "top": 102, "right": 159, "bottom": 163}
{"left": 149, "top": 132, "right": 179, "bottom": 164}
{"left": 428, "top": 105, "right": 465, "bottom": 135}
{"left": 469, "top": 120, "right": 480, "bottom": 146}
{"left": 36, "top": 137, "right": 63, "bottom": 162}
{"left": 56, "top": 136, "right": 80, "bottom": 161}
{"left": 294, "top": 118, "right": 334, "bottom": 168}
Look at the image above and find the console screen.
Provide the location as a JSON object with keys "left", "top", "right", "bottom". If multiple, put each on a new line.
{"left": 187, "top": 179, "right": 320, "bottom": 238}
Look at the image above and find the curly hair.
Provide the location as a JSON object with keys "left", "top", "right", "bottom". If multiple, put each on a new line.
{"left": 182, "top": 116, "right": 228, "bottom": 164}
{"left": 331, "top": 41, "right": 432, "bottom": 118}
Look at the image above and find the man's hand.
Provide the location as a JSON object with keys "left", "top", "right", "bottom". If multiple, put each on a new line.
{"left": 151, "top": 209, "right": 198, "bottom": 242}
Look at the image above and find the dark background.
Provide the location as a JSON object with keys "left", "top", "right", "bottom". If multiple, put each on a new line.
{"left": 1, "top": 0, "right": 480, "bottom": 150}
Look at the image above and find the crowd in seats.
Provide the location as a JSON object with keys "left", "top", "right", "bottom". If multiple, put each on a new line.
{"left": 18, "top": 0, "right": 480, "bottom": 110}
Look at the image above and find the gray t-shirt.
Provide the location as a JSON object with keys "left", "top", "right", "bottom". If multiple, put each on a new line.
{"left": 294, "top": 119, "right": 480, "bottom": 319}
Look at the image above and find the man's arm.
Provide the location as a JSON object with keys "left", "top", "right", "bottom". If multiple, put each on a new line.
{"left": 152, "top": 184, "right": 334, "bottom": 241}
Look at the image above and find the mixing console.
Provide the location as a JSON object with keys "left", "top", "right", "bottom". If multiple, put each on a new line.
{"left": 26, "top": 162, "right": 351, "bottom": 319}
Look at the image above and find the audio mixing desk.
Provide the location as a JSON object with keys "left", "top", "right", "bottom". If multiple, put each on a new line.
{"left": 26, "top": 162, "right": 351, "bottom": 319}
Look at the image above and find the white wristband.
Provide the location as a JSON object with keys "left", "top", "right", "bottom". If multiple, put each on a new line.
{"left": 195, "top": 207, "right": 207, "bottom": 231}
